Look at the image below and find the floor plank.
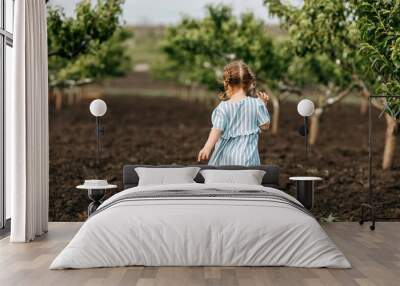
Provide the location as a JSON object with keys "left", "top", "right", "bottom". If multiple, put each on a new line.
{"left": 0, "top": 222, "right": 399, "bottom": 286}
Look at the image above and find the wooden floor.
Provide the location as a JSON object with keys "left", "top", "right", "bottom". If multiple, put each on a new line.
{"left": 0, "top": 222, "right": 399, "bottom": 286}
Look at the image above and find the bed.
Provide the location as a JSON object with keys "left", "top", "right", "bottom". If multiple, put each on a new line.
{"left": 50, "top": 165, "right": 351, "bottom": 269}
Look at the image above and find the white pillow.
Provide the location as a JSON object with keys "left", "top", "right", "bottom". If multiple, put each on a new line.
{"left": 135, "top": 167, "right": 200, "bottom": 186}
{"left": 200, "top": 169, "right": 266, "bottom": 185}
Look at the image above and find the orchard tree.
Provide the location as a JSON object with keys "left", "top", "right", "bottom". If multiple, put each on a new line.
{"left": 356, "top": 0, "right": 400, "bottom": 168}
{"left": 264, "top": 0, "right": 361, "bottom": 145}
{"left": 47, "top": 0, "right": 132, "bottom": 87}
{"left": 287, "top": 52, "right": 354, "bottom": 144}
{"left": 264, "top": 0, "right": 398, "bottom": 169}
{"left": 160, "top": 5, "right": 288, "bottom": 134}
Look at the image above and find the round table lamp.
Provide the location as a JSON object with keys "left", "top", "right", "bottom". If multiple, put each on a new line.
{"left": 89, "top": 99, "right": 107, "bottom": 177}
{"left": 90, "top": 99, "right": 107, "bottom": 117}
{"left": 297, "top": 99, "right": 315, "bottom": 158}
{"left": 297, "top": 99, "right": 315, "bottom": 117}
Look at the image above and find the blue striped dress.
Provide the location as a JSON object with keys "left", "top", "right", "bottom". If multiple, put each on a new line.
{"left": 208, "top": 97, "right": 270, "bottom": 166}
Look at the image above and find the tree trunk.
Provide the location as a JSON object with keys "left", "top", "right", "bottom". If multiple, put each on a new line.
{"left": 55, "top": 89, "right": 63, "bottom": 111}
{"left": 309, "top": 107, "right": 323, "bottom": 145}
{"left": 186, "top": 85, "right": 191, "bottom": 100}
{"left": 382, "top": 113, "right": 398, "bottom": 170}
{"left": 75, "top": 87, "right": 82, "bottom": 104}
{"left": 67, "top": 88, "right": 75, "bottom": 106}
{"left": 355, "top": 78, "right": 399, "bottom": 170}
{"left": 307, "top": 86, "right": 353, "bottom": 145}
{"left": 360, "top": 97, "right": 368, "bottom": 115}
{"left": 270, "top": 93, "right": 280, "bottom": 135}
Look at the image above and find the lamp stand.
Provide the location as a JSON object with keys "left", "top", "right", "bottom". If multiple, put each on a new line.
{"left": 304, "top": 116, "right": 309, "bottom": 159}
{"left": 359, "top": 94, "right": 400, "bottom": 231}
{"left": 95, "top": 116, "right": 104, "bottom": 179}
{"left": 359, "top": 96, "right": 375, "bottom": 230}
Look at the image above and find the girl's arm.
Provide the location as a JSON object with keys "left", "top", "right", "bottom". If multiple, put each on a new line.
{"left": 198, "top": 128, "right": 222, "bottom": 162}
{"left": 257, "top": 91, "right": 270, "bottom": 131}
{"left": 259, "top": 122, "right": 270, "bottom": 130}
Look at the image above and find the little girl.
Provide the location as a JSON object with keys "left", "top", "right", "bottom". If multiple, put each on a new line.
{"left": 198, "top": 61, "right": 270, "bottom": 166}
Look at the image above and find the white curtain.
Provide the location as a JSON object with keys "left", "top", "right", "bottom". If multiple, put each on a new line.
{"left": 7, "top": 0, "right": 49, "bottom": 242}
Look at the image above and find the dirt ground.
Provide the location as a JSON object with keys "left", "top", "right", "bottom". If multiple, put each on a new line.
{"left": 49, "top": 94, "right": 400, "bottom": 221}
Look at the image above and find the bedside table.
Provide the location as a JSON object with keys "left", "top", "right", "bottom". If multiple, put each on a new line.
{"left": 77, "top": 181, "right": 117, "bottom": 216}
{"left": 289, "top": 177, "right": 322, "bottom": 210}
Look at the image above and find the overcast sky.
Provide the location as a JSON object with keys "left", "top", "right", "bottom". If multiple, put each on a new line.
{"left": 48, "top": 0, "right": 296, "bottom": 25}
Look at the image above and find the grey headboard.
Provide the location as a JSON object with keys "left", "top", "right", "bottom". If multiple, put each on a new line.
{"left": 123, "top": 165, "right": 280, "bottom": 189}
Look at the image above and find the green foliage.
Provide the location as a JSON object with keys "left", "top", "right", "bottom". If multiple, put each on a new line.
{"left": 356, "top": 0, "right": 400, "bottom": 118}
{"left": 264, "top": 39, "right": 345, "bottom": 90}
{"left": 47, "top": 0, "right": 132, "bottom": 87}
{"left": 159, "top": 5, "right": 286, "bottom": 91}
{"left": 159, "top": 4, "right": 340, "bottom": 94}
{"left": 265, "top": 0, "right": 360, "bottom": 88}
{"left": 287, "top": 53, "right": 349, "bottom": 88}
{"left": 264, "top": 0, "right": 400, "bottom": 116}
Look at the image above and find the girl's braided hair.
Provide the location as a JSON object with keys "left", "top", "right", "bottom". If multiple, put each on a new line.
{"left": 219, "top": 61, "right": 257, "bottom": 101}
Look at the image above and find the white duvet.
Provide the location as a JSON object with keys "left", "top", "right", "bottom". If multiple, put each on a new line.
{"left": 50, "top": 183, "right": 351, "bottom": 269}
